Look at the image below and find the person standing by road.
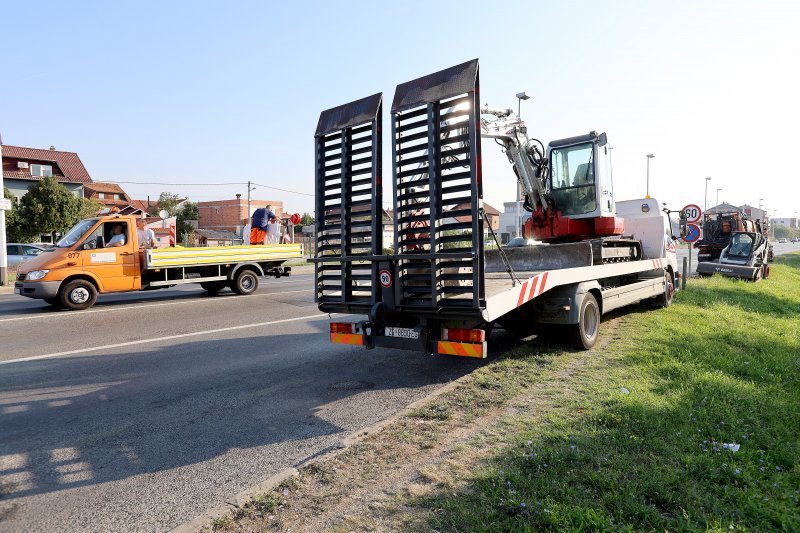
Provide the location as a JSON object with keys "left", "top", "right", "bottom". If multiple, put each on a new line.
{"left": 242, "top": 218, "right": 252, "bottom": 246}
{"left": 136, "top": 218, "right": 155, "bottom": 249}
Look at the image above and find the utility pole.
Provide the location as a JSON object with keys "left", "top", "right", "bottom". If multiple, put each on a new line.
{"left": 716, "top": 188, "right": 722, "bottom": 205}
{"left": 246, "top": 180, "right": 251, "bottom": 225}
{"left": 646, "top": 154, "right": 654, "bottom": 198}
{"left": 0, "top": 143, "right": 7, "bottom": 286}
{"left": 704, "top": 177, "right": 711, "bottom": 211}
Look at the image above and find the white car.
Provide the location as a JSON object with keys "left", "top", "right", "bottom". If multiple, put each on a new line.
{"left": 6, "top": 243, "right": 46, "bottom": 267}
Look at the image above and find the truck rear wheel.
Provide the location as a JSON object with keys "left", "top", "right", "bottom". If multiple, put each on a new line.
{"left": 231, "top": 269, "right": 259, "bottom": 295}
{"left": 200, "top": 281, "right": 227, "bottom": 293}
{"left": 59, "top": 279, "right": 98, "bottom": 311}
{"left": 568, "top": 293, "right": 600, "bottom": 350}
{"left": 658, "top": 270, "right": 674, "bottom": 307}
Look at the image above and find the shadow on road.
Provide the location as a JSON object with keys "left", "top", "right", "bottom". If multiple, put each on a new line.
{"left": 0, "top": 323, "right": 477, "bottom": 503}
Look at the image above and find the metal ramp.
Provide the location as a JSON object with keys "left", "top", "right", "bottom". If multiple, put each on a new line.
{"left": 313, "top": 60, "right": 485, "bottom": 317}
{"left": 391, "top": 59, "right": 484, "bottom": 312}
{"left": 314, "top": 93, "right": 383, "bottom": 312}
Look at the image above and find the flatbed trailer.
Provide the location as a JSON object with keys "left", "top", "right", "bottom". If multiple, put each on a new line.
{"left": 312, "top": 59, "right": 677, "bottom": 357}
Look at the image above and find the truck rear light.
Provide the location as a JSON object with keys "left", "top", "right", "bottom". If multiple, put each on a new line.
{"left": 442, "top": 328, "right": 485, "bottom": 343}
{"left": 330, "top": 322, "right": 357, "bottom": 334}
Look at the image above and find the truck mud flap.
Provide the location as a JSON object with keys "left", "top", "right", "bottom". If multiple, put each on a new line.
{"left": 314, "top": 93, "right": 384, "bottom": 313}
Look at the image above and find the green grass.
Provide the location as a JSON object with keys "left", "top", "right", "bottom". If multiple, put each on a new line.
{"left": 422, "top": 253, "right": 800, "bottom": 531}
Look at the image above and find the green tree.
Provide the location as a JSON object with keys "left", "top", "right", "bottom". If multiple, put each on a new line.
{"left": 82, "top": 197, "right": 104, "bottom": 218}
{"left": 157, "top": 191, "right": 184, "bottom": 214}
{"left": 176, "top": 201, "right": 198, "bottom": 239}
{"left": 300, "top": 212, "right": 314, "bottom": 226}
{"left": 10, "top": 177, "right": 83, "bottom": 242}
{"left": 3, "top": 187, "right": 24, "bottom": 242}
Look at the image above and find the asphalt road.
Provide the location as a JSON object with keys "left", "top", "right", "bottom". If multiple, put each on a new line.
{"left": 0, "top": 273, "right": 479, "bottom": 532}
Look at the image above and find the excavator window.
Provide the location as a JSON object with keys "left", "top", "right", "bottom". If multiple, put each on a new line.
{"left": 550, "top": 143, "right": 597, "bottom": 216}
{"left": 728, "top": 233, "right": 754, "bottom": 257}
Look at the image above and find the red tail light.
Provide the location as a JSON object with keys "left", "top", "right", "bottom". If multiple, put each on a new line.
{"left": 330, "top": 322, "right": 356, "bottom": 334}
{"left": 443, "top": 328, "right": 485, "bottom": 343}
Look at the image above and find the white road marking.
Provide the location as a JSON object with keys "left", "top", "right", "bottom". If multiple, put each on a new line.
{"left": 0, "top": 313, "right": 327, "bottom": 365}
{"left": 0, "top": 288, "right": 313, "bottom": 323}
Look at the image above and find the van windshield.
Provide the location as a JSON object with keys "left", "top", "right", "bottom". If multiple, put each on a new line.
{"left": 56, "top": 219, "right": 98, "bottom": 248}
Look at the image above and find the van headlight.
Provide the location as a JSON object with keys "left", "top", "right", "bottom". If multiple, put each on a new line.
{"left": 26, "top": 270, "right": 50, "bottom": 281}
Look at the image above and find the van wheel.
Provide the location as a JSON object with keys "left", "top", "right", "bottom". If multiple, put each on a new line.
{"left": 567, "top": 293, "right": 600, "bottom": 350}
{"left": 200, "top": 281, "right": 227, "bottom": 293}
{"left": 231, "top": 269, "right": 259, "bottom": 295}
{"left": 59, "top": 280, "right": 98, "bottom": 310}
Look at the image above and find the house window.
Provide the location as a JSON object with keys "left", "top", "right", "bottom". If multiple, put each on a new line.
{"left": 30, "top": 164, "right": 53, "bottom": 177}
{"left": 98, "top": 193, "right": 105, "bottom": 199}
{"left": 113, "top": 194, "right": 120, "bottom": 200}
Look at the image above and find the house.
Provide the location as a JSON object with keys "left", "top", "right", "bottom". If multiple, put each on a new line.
{"left": 195, "top": 228, "right": 239, "bottom": 246}
{"left": 499, "top": 200, "right": 530, "bottom": 241}
{"left": 1, "top": 144, "right": 91, "bottom": 202}
{"left": 140, "top": 216, "right": 178, "bottom": 248}
{"left": 198, "top": 195, "right": 284, "bottom": 234}
{"left": 442, "top": 201, "right": 500, "bottom": 236}
{"left": 83, "top": 182, "right": 149, "bottom": 216}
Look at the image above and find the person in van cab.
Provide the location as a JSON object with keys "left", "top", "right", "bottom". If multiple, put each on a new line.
{"left": 106, "top": 224, "right": 127, "bottom": 247}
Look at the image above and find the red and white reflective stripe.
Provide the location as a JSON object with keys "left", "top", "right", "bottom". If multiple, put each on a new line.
{"left": 515, "top": 271, "right": 550, "bottom": 308}
{"left": 652, "top": 258, "right": 664, "bottom": 269}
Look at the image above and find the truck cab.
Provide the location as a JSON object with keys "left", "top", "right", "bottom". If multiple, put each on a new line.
{"left": 15, "top": 214, "right": 143, "bottom": 306}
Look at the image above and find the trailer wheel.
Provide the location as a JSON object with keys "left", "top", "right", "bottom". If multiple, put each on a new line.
{"left": 200, "top": 281, "right": 227, "bottom": 293}
{"left": 59, "top": 279, "right": 98, "bottom": 310}
{"left": 568, "top": 293, "right": 600, "bottom": 350}
{"left": 231, "top": 269, "right": 259, "bottom": 295}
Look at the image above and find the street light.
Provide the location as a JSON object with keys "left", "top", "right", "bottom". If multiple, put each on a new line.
{"left": 515, "top": 92, "right": 530, "bottom": 118}
{"left": 704, "top": 177, "right": 712, "bottom": 211}
{"left": 759, "top": 198, "right": 764, "bottom": 209}
{"left": 645, "top": 154, "right": 655, "bottom": 198}
{"left": 716, "top": 188, "right": 722, "bottom": 205}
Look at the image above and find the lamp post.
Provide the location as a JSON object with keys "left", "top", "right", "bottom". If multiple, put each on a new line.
{"left": 515, "top": 91, "right": 530, "bottom": 118}
{"left": 704, "top": 177, "right": 711, "bottom": 211}
{"left": 646, "top": 154, "right": 655, "bottom": 198}
{"left": 759, "top": 198, "right": 764, "bottom": 209}
{"left": 716, "top": 188, "right": 722, "bottom": 205}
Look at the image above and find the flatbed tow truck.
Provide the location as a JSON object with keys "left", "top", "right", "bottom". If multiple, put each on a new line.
{"left": 312, "top": 59, "right": 677, "bottom": 357}
{"left": 15, "top": 212, "right": 302, "bottom": 310}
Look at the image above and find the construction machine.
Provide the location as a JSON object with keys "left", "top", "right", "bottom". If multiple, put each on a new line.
{"left": 695, "top": 209, "right": 773, "bottom": 280}
{"left": 313, "top": 59, "right": 677, "bottom": 354}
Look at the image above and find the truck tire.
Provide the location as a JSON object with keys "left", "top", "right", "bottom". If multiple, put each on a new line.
{"left": 59, "top": 279, "right": 98, "bottom": 310}
{"left": 568, "top": 293, "right": 600, "bottom": 350}
{"left": 762, "top": 264, "right": 770, "bottom": 279}
{"left": 231, "top": 269, "right": 259, "bottom": 295}
{"left": 200, "top": 281, "right": 227, "bottom": 293}
{"left": 657, "top": 270, "right": 674, "bottom": 308}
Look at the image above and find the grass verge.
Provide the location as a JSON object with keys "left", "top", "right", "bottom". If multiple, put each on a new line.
{"left": 205, "top": 253, "right": 800, "bottom": 532}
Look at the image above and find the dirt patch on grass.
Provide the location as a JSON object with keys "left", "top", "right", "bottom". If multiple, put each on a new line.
{"left": 203, "top": 317, "right": 626, "bottom": 532}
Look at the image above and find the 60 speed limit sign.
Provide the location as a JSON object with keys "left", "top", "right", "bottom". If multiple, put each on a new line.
{"left": 682, "top": 204, "right": 703, "bottom": 224}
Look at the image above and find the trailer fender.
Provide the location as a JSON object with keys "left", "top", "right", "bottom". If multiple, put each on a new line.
{"left": 228, "top": 262, "right": 264, "bottom": 280}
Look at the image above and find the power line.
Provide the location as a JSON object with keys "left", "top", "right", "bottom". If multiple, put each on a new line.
{"left": 103, "top": 179, "right": 314, "bottom": 197}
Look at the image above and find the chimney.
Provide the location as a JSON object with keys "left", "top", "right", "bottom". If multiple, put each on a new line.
{"left": 236, "top": 193, "right": 241, "bottom": 200}
{"left": 49, "top": 146, "right": 55, "bottom": 151}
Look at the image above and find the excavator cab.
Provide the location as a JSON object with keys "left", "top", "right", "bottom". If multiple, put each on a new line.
{"left": 547, "top": 132, "right": 614, "bottom": 220}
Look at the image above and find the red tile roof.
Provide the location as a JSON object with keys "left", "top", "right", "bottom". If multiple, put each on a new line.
{"left": 84, "top": 182, "right": 129, "bottom": 196}
{"left": 128, "top": 200, "right": 153, "bottom": 214}
{"left": 152, "top": 228, "right": 173, "bottom": 235}
{"left": 1, "top": 145, "right": 92, "bottom": 183}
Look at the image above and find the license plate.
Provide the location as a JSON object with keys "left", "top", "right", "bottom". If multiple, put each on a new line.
{"left": 385, "top": 327, "right": 419, "bottom": 339}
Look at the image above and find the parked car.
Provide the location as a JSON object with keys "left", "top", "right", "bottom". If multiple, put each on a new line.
{"left": 6, "top": 243, "right": 47, "bottom": 267}
{"left": 792, "top": 237, "right": 800, "bottom": 243}
{"left": 778, "top": 238, "right": 787, "bottom": 243}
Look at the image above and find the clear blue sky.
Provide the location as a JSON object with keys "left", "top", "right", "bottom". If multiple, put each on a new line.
{"left": 2, "top": 1, "right": 798, "bottom": 218}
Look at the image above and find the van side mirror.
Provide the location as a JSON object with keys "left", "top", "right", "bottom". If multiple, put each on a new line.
{"left": 95, "top": 235, "right": 105, "bottom": 249}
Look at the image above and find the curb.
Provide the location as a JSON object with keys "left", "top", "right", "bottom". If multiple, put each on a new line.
{"left": 172, "top": 371, "right": 474, "bottom": 532}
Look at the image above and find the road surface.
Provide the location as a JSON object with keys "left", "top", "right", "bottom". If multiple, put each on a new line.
{"left": 0, "top": 273, "right": 478, "bottom": 532}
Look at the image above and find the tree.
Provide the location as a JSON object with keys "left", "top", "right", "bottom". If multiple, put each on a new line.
{"left": 10, "top": 177, "right": 83, "bottom": 242}
{"left": 3, "top": 187, "right": 24, "bottom": 242}
{"left": 82, "top": 197, "right": 104, "bottom": 218}
{"left": 176, "top": 201, "right": 198, "bottom": 239}
{"left": 157, "top": 192, "right": 184, "bottom": 215}
{"left": 300, "top": 212, "right": 314, "bottom": 226}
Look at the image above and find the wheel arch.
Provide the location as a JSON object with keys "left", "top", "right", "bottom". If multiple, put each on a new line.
{"left": 60, "top": 273, "right": 102, "bottom": 293}
{"left": 228, "top": 262, "right": 264, "bottom": 280}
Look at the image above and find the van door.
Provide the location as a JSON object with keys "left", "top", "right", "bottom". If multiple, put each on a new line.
{"left": 79, "top": 220, "right": 138, "bottom": 292}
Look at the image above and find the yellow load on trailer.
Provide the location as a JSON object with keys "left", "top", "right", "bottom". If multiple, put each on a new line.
{"left": 145, "top": 243, "right": 304, "bottom": 268}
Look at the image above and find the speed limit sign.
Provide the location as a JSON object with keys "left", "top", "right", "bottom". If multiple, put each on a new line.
{"left": 682, "top": 204, "right": 702, "bottom": 224}
{"left": 379, "top": 269, "right": 393, "bottom": 288}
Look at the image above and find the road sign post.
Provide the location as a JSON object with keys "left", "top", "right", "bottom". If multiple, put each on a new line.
{"left": 682, "top": 221, "right": 701, "bottom": 277}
